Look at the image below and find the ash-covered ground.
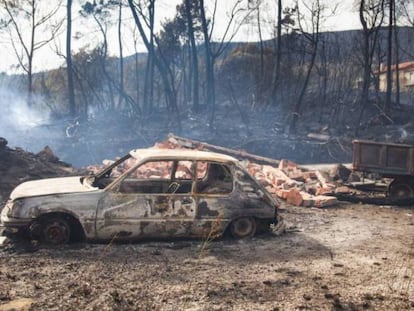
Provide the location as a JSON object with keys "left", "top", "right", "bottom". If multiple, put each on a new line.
{"left": 0, "top": 203, "right": 413, "bottom": 310}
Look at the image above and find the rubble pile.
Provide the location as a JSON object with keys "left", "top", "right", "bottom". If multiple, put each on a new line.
{"left": 246, "top": 161, "right": 351, "bottom": 208}
{"left": 0, "top": 137, "right": 75, "bottom": 201}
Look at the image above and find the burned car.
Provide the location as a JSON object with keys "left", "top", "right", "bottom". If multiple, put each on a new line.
{"left": 1, "top": 148, "right": 281, "bottom": 244}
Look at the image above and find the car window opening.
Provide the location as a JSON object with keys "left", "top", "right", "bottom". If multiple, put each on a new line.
{"left": 95, "top": 159, "right": 234, "bottom": 195}
{"left": 196, "top": 162, "right": 233, "bottom": 194}
{"left": 112, "top": 160, "right": 192, "bottom": 194}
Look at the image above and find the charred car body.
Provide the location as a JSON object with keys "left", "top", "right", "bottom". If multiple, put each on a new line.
{"left": 1, "top": 148, "right": 281, "bottom": 244}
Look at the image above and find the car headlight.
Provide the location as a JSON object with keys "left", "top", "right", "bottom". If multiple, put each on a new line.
{"left": 5, "top": 199, "right": 24, "bottom": 217}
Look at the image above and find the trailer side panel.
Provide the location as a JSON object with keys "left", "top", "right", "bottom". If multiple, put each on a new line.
{"left": 352, "top": 140, "right": 414, "bottom": 177}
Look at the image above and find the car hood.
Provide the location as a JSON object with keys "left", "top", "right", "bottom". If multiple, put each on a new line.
{"left": 10, "top": 176, "right": 98, "bottom": 201}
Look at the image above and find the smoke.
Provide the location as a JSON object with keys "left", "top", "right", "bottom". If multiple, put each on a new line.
{"left": 0, "top": 87, "right": 152, "bottom": 167}
{"left": 3, "top": 95, "right": 47, "bottom": 129}
{"left": 0, "top": 87, "right": 55, "bottom": 152}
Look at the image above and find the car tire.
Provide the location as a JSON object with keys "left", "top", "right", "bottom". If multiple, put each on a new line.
{"left": 389, "top": 179, "right": 414, "bottom": 198}
{"left": 230, "top": 217, "right": 256, "bottom": 238}
{"left": 41, "top": 217, "right": 71, "bottom": 245}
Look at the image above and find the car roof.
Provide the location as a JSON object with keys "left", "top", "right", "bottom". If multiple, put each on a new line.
{"left": 129, "top": 148, "right": 238, "bottom": 163}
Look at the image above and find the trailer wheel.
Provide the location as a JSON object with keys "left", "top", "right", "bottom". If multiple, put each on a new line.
{"left": 389, "top": 179, "right": 414, "bottom": 198}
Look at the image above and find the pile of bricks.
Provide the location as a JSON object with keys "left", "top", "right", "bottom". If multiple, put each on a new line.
{"left": 246, "top": 160, "right": 345, "bottom": 208}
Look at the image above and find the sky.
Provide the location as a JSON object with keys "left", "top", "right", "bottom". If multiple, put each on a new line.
{"left": 0, "top": 0, "right": 362, "bottom": 74}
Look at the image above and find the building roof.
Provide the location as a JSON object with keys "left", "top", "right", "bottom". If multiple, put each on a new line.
{"left": 378, "top": 61, "right": 414, "bottom": 74}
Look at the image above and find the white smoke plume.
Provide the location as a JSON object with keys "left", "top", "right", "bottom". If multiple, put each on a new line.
{"left": 0, "top": 87, "right": 54, "bottom": 151}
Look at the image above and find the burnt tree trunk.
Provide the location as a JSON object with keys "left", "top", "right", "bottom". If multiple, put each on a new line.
{"left": 199, "top": 0, "right": 216, "bottom": 127}
{"left": 128, "top": 0, "right": 181, "bottom": 130}
{"left": 385, "top": 0, "right": 393, "bottom": 111}
{"left": 393, "top": 6, "right": 400, "bottom": 106}
{"left": 117, "top": 0, "right": 125, "bottom": 110}
{"left": 288, "top": 42, "right": 318, "bottom": 134}
{"left": 66, "top": 0, "right": 76, "bottom": 117}
{"left": 185, "top": 0, "right": 199, "bottom": 111}
{"left": 271, "top": 0, "right": 283, "bottom": 105}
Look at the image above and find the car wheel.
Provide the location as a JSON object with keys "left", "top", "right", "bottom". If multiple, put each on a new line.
{"left": 41, "top": 217, "right": 71, "bottom": 245}
{"left": 389, "top": 180, "right": 414, "bottom": 198}
{"left": 230, "top": 217, "right": 256, "bottom": 238}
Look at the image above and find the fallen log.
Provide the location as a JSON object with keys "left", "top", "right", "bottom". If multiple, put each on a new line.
{"left": 168, "top": 133, "right": 280, "bottom": 167}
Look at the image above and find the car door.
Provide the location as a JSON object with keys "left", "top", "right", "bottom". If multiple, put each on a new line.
{"left": 192, "top": 161, "right": 234, "bottom": 238}
{"left": 94, "top": 159, "right": 197, "bottom": 240}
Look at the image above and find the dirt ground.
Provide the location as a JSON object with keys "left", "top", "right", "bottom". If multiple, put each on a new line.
{"left": 0, "top": 203, "right": 412, "bottom": 311}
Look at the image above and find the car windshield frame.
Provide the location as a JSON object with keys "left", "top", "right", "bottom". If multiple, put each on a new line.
{"left": 95, "top": 154, "right": 132, "bottom": 179}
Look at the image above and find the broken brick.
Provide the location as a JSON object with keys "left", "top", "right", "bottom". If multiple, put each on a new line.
{"left": 316, "top": 187, "right": 335, "bottom": 195}
{"left": 286, "top": 188, "right": 303, "bottom": 206}
{"left": 314, "top": 195, "right": 338, "bottom": 207}
{"left": 335, "top": 186, "right": 352, "bottom": 194}
{"left": 275, "top": 189, "right": 290, "bottom": 200}
{"left": 278, "top": 159, "right": 298, "bottom": 171}
{"left": 300, "top": 191, "right": 315, "bottom": 207}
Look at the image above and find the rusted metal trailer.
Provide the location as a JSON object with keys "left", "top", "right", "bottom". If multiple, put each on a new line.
{"left": 353, "top": 140, "right": 414, "bottom": 197}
